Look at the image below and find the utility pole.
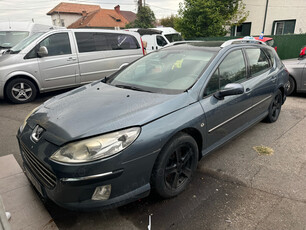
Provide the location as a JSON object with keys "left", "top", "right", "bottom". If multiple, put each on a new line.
{"left": 138, "top": 0, "right": 142, "bottom": 8}
{"left": 262, "top": 0, "right": 269, "bottom": 33}
{"left": 144, "top": 0, "right": 146, "bottom": 7}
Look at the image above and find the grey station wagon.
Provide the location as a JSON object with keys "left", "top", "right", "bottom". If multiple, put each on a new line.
{"left": 17, "top": 39, "right": 288, "bottom": 210}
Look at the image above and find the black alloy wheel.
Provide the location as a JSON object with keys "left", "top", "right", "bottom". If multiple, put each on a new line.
{"left": 265, "top": 89, "right": 282, "bottom": 123}
{"left": 152, "top": 133, "right": 198, "bottom": 198}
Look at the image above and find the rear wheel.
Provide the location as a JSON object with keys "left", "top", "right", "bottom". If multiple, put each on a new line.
{"left": 265, "top": 89, "right": 282, "bottom": 123}
{"left": 287, "top": 76, "right": 295, "bottom": 95}
{"left": 5, "top": 78, "right": 37, "bottom": 104}
{"left": 151, "top": 133, "right": 198, "bottom": 198}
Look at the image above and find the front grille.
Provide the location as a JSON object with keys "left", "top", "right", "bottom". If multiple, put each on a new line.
{"left": 20, "top": 141, "right": 57, "bottom": 189}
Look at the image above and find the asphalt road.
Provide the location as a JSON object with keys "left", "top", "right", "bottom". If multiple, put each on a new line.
{"left": 0, "top": 91, "right": 305, "bottom": 229}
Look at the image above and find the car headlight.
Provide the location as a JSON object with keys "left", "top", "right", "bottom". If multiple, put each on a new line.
{"left": 19, "top": 106, "right": 39, "bottom": 133}
{"left": 50, "top": 127, "right": 141, "bottom": 163}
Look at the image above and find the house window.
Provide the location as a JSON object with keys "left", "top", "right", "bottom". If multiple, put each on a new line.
{"left": 60, "top": 19, "right": 65, "bottom": 27}
{"left": 53, "top": 19, "right": 56, "bottom": 26}
{"left": 231, "top": 22, "right": 251, "bottom": 36}
{"left": 272, "top": 20, "right": 296, "bottom": 35}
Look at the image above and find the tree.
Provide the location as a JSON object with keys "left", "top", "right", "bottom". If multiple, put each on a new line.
{"left": 160, "top": 15, "right": 178, "bottom": 28}
{"left": 175, "top": 0, "right": 248, "bottom": 39}
{"left": 126, "top": 6, "right": 156, "bottom": 28}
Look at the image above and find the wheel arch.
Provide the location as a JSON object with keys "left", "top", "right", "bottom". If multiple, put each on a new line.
{"left": 180, "top": 127, "right": 203, "bottom": 160}
{"left": 4, "top": 74, "right": 40, "bottom": 99}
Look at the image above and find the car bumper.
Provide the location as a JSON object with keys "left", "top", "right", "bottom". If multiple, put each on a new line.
{"left": 17, "top": 127, "right": 159, "bottom": 211}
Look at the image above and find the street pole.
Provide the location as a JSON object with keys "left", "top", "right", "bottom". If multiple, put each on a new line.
{"left": 262, "top": 0, "right": 269, "bottom": 33}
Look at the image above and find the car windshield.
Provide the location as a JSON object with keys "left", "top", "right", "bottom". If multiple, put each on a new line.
{"left": 109, "top": 48, "right": 215, "bottom": 94}
{"left": 165, "top": 33, "right": 183, "bottom": 43}
{"left": 9, "top": 32, "right": 43, "bottom": 53}
{"left": 0, "top": 31, "right": 29, "bottom": 48}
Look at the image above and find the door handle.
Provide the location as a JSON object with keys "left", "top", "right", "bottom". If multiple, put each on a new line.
{"left": 245, "top": 88, "right": 252, "bottom": 95}
{"left": 67, "top": 57, "right": 76, "bottom": 61}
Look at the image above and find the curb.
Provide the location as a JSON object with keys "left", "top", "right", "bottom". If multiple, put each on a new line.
{"left": 0, "top": 196, "right": 10, "bottom": 230}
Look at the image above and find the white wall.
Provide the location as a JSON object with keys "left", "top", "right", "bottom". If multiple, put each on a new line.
{"left": 244, "top": 0, "right": 306, "bottom": 35}
{"left": 50, "top": 14, "right": 82, "bottom": 28}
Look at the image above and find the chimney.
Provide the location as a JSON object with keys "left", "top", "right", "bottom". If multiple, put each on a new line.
{"left": 82, "top": 10, "right": 87, "bottom": 17}
{"left": 114, "top": 5, "right": 120, "bottom": 13}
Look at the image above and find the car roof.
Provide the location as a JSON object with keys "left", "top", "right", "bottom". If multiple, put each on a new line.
{"left": 163, "top": 39, "right": 269, "bottom": 53}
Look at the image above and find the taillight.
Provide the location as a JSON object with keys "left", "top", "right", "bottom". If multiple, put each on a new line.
{"left": 140, "top": 37, "right": 145, "bottom": 56}
{"left": 299, "top": 47, "right": 306, "bottom": 57}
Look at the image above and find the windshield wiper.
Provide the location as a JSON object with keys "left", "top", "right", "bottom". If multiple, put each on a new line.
{"left": 115, "top": 84, "right": 153, "bottom": 93}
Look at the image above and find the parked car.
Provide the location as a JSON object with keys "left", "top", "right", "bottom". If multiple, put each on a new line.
{"left": 127, "top": 27, "right": 183, "bottom": 54}
{"left": 0, "top": 29, "right": 144, "bottom": 103}
{"left": 0, "top": 22, "right": 60, "bottom": 55}
{"left": 17, "top": 39, "right": 288, "bottom": 210}
{"left": 282, "top": 56, "right": 306, "bottom": 95}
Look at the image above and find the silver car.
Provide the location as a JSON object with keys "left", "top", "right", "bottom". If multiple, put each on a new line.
{"left": 283, "top": 57, "right": 306, "bottom": 95}
{"left": 0, "top": 29, "right": 144, "bottom": 103}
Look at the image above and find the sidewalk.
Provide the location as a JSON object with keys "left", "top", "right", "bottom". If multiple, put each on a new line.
{"left": 0, "top": 155, "right": 58, "bottom": 230}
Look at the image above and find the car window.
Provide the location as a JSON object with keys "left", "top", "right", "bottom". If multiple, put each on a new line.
{"left": 39, "top": 33, "right": 71, "bottom": 57}
{"left": 75, "top": 32, "right": 140, "bottom": 53}
{"left": 263, "top": 48, "right": 275, "bottom": 67}
{"left": 245, "top": 48, "right": 270, "bottom": 77}
{"left": 204, "top": 49, "right": 247, "bottom": 96}
{"left": 156, "top": 35, "right": 168, "bottom": 47}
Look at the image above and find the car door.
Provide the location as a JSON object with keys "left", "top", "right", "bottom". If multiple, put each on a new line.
{"left": 37, "top": 32, "right": 79, "bottom": 89}
{"left": 243, "top": 48, "right": 276, "bottom": 117}
{"left": 75, "top": 32, "right": 142, "bottom": 84}
{"left": 301, "top": 59, "right": 306, "bottom": 91}
{"left": 200, "top": 49, "right": 254, "bottom": 150}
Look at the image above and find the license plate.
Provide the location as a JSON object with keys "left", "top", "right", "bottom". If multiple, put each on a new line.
{"left": 24, "top": 166, "right": 43, "bottom": 197}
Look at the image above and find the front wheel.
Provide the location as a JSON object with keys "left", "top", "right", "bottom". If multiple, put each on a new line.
{"left": 5, "top": 78, "right": 37, "bottom": 104}
{"left": 265, "top": 89, "right": 282, "bottom": 123}
{"left": 151, "top": 133, "right": 199, "bottom": 198}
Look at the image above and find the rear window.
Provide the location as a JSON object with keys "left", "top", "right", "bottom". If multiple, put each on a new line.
{"left": 75, "top": 32, "right": 140, "bottom": 53}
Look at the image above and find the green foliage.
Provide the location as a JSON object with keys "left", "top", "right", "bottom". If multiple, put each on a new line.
{"left": 175, "top": 0, "right": 249, "bottom": 39}
{"left": 160, "top": 15, "right": 178, "bottom": 28}
{"left": 125, "top": 6, "right": 156, "bottom": 29}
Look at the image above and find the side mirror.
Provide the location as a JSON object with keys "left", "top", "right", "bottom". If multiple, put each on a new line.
{"left": 37, "top": 46, "right": 48, "bottom": 57}
{"left": 214, "top": 83, "right": 244, "bottom": 100}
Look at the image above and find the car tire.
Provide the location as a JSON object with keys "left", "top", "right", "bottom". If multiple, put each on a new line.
{"left": 287, "top": 76, "right": 295, "bottom": 95}
{"left": 264, "top": 89, "right": 282, "bottom": 123}
{"left": 151, "top": 132, "right": 199, "bottom": 198}
{"left": 5, "top": 78, "right": 37, "bottom": 104}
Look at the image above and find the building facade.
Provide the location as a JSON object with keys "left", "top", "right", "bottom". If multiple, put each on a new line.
{"left": 47, "top": 3, "right": 136, "bottom": 29}
{"left": 231, "top": 0, "right": 306, "bottom": 36}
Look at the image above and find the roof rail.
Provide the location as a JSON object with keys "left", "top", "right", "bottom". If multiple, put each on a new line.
{"left": 221, "top": 39, "right": 267, "bottom": 48}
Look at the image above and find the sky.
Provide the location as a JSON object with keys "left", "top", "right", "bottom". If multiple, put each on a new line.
{"left": 0, "top": 0, "right": 182, "bottom": 25}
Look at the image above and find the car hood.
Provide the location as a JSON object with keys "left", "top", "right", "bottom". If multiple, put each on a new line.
{"left": 28, "top": 82, "right": 194, "bottom": 146}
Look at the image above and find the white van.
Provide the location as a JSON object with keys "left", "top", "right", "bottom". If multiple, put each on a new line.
{"left": 0, "top": 29, "right": 144, "bottom": 103}
{"left": 142, "top": 27, "right": 183, "bottom": 53}
{"left": 0, "top": 22, "right": 58, "bottom": 55}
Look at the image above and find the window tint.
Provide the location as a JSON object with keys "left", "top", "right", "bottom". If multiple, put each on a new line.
{"left": 245, "top": 48, "right": 270, "bottom": 77}
{"left": 75, "top": 32, "right": 140, "bottom": 53}
{"left": 204, "top": 49, "right": 246, "bottom": 96}
{"left": 264, "top": 48, "right": 275, "bottom": 67}
{"left": 39, "top": 33, "right": 71, "bottom": 57}
{"left": 156, "top": 36, "right": 168, "bottom": 47}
